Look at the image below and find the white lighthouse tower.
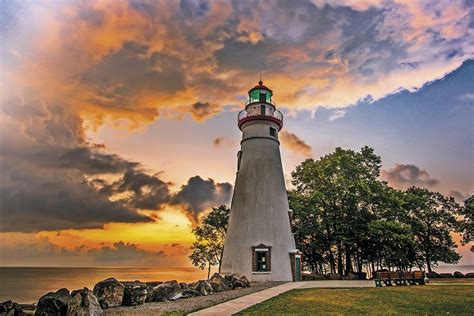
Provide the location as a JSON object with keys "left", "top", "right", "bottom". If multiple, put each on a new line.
{"left": 221, "top": 80, "right": 301, "bottom": 282}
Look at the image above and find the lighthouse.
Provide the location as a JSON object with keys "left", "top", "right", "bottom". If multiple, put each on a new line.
{"left": 221, "top": 81, "right": 302, "bottom": 282}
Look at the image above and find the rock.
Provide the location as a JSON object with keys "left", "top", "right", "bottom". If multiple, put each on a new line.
{"left": 145, "top": 281, "right": 163, "bottom": 287}
{"left": 240, "top": 276, "right": 251, "bottom": 287}
{"left": 347, "top": 272, "right": 359, "bottom": 280}
{"left": 465, "top": 272, "right": 474, "bottom": 278}
{"left": 35, "top": 288, "right": 71, "bottom": 316}
{"left": 0, "top": 300, "right": 23, "bottom": 316}
{"left": 191, "top": 280, "right": 213, "bottom": 296}
{"left": 426, "top": 271, "right": 439, "bottom": 278}
{"left": 92, "top": 278, "right": 124, "bottom": 309}
{"left": 224, "top": 274, "right": 249, "bottom": 289}
{"left": 209, "top": 273, "right": 231, "bottom": 292}
{"left": 122, "top": 282, "right": 147, "bottom": 306}
{"left": 147, "top": 280, "right": 181, "bottom": 302}
{"left": 144, "top": 282, "right": 163, "bottom": 302}
{"left": 356, "top": 272, "right": 367, "bottom": 280}
{"left": 438, "top": 273, "right": 454, "bottom": 278}
{"left": 327, "top": 273, "right": 342, "bottom": 280}
{"left": 67, "top": 288, "right": 102, "bottom": 316}
{"left": 181, "top": 289, "right": 202, "bottom": 298}
{"left": 453, "top": 271, "right": 465, "bottom": 278}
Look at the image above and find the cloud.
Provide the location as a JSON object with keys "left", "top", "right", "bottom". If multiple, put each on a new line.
{"left": 449, "top": 191, "right": 470, "bottom": 203}
{"left": 2, "top": 0, "right": 471, "bottom": 131}
{"left": 0, "top": 235, "right": 167, "bottom": 267}
{"left": 0, "top": 97, "right": 230, "bottom": 232}
{"left": 98, "top": 169, "right": 172, "bottom": 210}
{"left": 213, "top": 137, "right": 224, "bottom": 147}
{"left": 172, "top": 176, "right": 232, "bottom": 222}
{"left": 187, "top": 102, "right": 221, "bottom": 121}
{"left": 88, "top": 241, "right": 165, "bottom": 265}
{"left": 381, "top": 163, "right": 439, "bottom": 189}
{"left": 212, "top": 137, "right": 235, "bottom": 148}
{"left": 328, "top": 109, "right": 346, "bottom": 121}
{"left": 280, "top": 130, "right": 313, "bottom": 157}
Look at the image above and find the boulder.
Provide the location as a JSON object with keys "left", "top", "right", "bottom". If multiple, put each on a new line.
{"left": 465, "top": 272, "right": 474, "bottom": 278}
{"left": 209, "top": 273, "right": 231, "bottom": 292}
{"left": 67, "top": 288, "right": 102, "bottom": 316}
{"left": 179, "top": 283, "right": 189, "bottom": 290}
{"left": 347, "top": 272, "right": 359, "bottom": 280}
{"left": 147, "top": 280, "right": 181, "bottom": 302}
{"left": 122, "top": 282, "right": 147, "bottom": 306}
{"left": 35, "top": 288, "right": 71, "bottom": 316}
{"left": 438, "top": 273, "right": 454, "bottom": 278}
{"left": 191, "top": 280, "right": 213, "bottom": 296}
{"left": 144, "top": 282, "right": 163, "bottom": 302}
{"left": 327, "top": 273, "right": 342, "bottom": 280}
{"left": 224, "top": 274, "right": 249, "bottom": 289}
{"left": 426, "top": 271, "right": 439, "bottom": 279}
{"left": 0, "top": 300, "right": 23, "bottom": 316}
{"left": 92, "top": 278, "right": 124, "bottom": 309}
{"left": 453, "top": 271, "right": 465, "bottom": 278}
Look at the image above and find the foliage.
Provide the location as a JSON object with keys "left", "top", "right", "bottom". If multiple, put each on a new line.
{"left": 460, "top": 195, "right": 474, "bottom": 246}
{"left": 188, "top": 205, "right": 230, "bottom": 278}
{"left": 289, "top": 146, "right": 463, "bottom": 275}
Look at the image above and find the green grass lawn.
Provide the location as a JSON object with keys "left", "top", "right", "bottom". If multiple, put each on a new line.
{"left": 238, "top": 283, "right": 474, "bottom": 315}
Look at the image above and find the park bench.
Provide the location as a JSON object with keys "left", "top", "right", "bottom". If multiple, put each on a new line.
{"left": 375, "top": 271, "right": 425, "bottom": 287}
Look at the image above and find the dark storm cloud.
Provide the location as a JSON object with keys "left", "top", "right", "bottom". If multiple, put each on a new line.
{"left": 56, "top": 147, "right": 140, "bottom": 174}
{"left": 0, "top": 98, "right": 232, "bottom": 231}
{"left": 82, "top": 42, "right": 185, "bottom": 107}
{"left": 172, "top": 176, "right": 232, "bottom": 221}
{"left": 381, "top": 164, "right": 439, "bottom": 188}
{"left": 99, "top": 169, "right": 172, "bottom": 210}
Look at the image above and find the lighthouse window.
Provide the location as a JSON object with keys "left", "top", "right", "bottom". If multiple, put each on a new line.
{"left": 252, "top": 244, "right": 271, "bottom": 272}
{"left": 270, "top": 127, "right": 276, "bottom": 137}
{"left": 256, "top": 252, "right": 268, "bottom": 271}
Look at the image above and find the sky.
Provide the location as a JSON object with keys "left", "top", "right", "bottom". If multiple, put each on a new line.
{"left": 0, "top": 0, "right": 473, "bottom": 267}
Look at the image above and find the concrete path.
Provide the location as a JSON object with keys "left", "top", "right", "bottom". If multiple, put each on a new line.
{"left": 189, "top": 280, "right": 374, "bottom": 316}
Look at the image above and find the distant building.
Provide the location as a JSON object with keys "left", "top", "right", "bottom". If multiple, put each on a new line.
{"left": 221, "top": 81, "right": 302, "bottom": 282}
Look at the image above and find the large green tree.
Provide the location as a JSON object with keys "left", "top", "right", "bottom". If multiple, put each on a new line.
{"left": 289, "top": 146, "right": 463, "bottom": 276}
{"left": 290, "top": 146, "right": 384, "bottom": 275}
{"left": 402, "top": 187, "right": 461, "bottom": 273}
{"left": 189, "top": 205, "right": 230, "bottom": 278}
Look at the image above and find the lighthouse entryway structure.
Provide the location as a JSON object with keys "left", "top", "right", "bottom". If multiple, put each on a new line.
{"left": 221, "top": 80, "right": 302, "bottom": 282}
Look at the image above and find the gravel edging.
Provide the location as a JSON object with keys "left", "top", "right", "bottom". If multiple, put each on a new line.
{"left": 103, "top": 281, "right": 284, "bottom": 315}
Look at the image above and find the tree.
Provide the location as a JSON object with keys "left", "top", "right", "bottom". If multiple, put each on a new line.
{"left": 290, "top": 146, "right": 383, "bottom": 275}
{"left": 403, "top": 187, "right": 461, "bottom": 273}
{"left": 459, "top": 195, "right": 473, "bottom": 246}
{"left": 188, "top": 205, "right": 230, "bottom": 278}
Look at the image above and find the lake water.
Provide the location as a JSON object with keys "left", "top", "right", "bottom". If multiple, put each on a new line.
{"left": 1, "top": 265, "right": 473, "bottom": 303}
{"left": 0, "top": 267, "right": 209, "bottom": 303}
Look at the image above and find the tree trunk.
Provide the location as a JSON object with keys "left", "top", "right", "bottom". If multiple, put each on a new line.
{"left": 426, "top": 256, "right": 432, "bottom": 273}
{"left": 337, "top": 245, "right": 343, "bottom": 275}
{"left": 345, "top": 248, "right": 352, "bottom": 275}
{"left": 207, "top": 262, "right": 211, "bottom": 279}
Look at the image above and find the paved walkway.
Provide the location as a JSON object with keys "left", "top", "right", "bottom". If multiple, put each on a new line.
{"left": 189, "top": 280, "right": 374, "bottom": 315}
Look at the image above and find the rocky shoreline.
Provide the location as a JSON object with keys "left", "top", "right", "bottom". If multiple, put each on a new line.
{"left": 0, "top": 273, "right": 260, "bottom": 316}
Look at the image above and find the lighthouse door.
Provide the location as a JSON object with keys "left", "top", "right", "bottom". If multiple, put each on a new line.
{"left": 295, "top": 257, "right": 301, "bottom": 281}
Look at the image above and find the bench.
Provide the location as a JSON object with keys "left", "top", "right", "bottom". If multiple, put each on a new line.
{"left": 375, "top": 271, "right": 425, "bottom": 287}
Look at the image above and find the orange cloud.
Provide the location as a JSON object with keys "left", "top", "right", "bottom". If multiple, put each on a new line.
{"left": 280, "top": 130, "right": 313, "bottom": 157}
